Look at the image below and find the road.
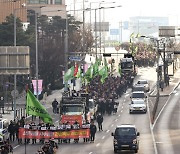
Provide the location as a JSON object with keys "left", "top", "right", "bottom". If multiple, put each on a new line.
{"left": 11, "top": 67, "right": 157, "bottom": 154}
{"left": 153, "top": 85, "right": 180, "bottom": 154}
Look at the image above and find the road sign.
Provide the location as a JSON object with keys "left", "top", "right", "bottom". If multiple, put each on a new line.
{"left": 69, "top": 56, "right": 82, "bottom": 61}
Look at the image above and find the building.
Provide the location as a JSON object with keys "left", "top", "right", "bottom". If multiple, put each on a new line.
{"left": 0, "top": 0, "right": 27, "bottom": 23}
{"left": 0, "top": 0, "right": 66, "bottom": 24}
{"left": 27, "top": 0, "right": 66, "bottom": 18}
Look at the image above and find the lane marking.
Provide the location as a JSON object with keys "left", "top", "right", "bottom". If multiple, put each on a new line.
{"left": 115, "top": 119, "right": 118, "bottom": 122}
{"left": 147, "top": 96, "right": 158, "bottom": 154}
{"left": 111, "top": 124, "right": 114, "bottom": 127}
{"left": 121, "top": 110, "right": 123, "bottom": 112}
{"left": 102, "top": 136, "right": 105, "bottom": 139}
{"left": 106, "top": 130, "right": 110, "bottom": 133}
{"left": 118, "top": 115, "right": 121, "bottom": 117}
{"left": 96, "top": 143, "right": 100, "bottom": 147}
{"left": 121, "top": 106, "right": 123, "bottom": 109}
{"left": 89, "top": 152, "right": 93, "bottom": 154}
{"left": 124, "top": 99, "right": 126, "bottom": 102}
{"left": 13, "top": 145, "right": 20, "bottom": 149}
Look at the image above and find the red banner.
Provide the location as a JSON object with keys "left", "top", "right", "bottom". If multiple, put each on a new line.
{"left": 61, "top": 115, "right": 83, "bottom": 126}
{"left": 18, "top": 128, "right": 90, "bottom": 139}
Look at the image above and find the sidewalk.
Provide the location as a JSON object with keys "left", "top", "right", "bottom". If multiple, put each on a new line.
{"left": 1, "top": 89, "right": 64, "bottom": 122}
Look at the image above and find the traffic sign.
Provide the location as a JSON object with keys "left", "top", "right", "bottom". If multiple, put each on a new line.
{"left": 69, "top": 56, "right": 82, "bottom": 61}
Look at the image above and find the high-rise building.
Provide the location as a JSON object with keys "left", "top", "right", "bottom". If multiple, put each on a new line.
{"left": 27, "top": 0, "right": 66, "bottom": 19}
{"left": 0, "top": 0, "right": 27, "bottom": 23}
{"left": 0, "top": 0, "right": 66, "bottom": 24}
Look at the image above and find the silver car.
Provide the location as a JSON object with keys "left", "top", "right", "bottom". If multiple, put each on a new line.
{"left": 136, "top": 80, "right": 150, "bottom": 92}
{"left": 129, "top": 99, "right": 147, "bottom": 114}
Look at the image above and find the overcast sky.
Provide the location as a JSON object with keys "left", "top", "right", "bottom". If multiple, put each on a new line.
{"left": 66, "top": 0, "right": 180, "bottom": 25}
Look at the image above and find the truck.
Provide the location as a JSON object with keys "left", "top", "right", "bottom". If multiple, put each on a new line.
{"left": 119, "top": 53, "right": 137, "bottom": 77}
{"left": 60, "top": 95, "right": 93, "bottom": 125}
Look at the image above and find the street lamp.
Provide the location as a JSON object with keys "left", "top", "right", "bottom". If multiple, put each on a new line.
{"left": 13, "top": 3, "right": 26, "bottom": 120}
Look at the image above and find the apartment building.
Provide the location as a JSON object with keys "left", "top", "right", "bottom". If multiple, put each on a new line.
{"left": 0, "top": 0, "right": 66, "bottom": 23}
{"left": 0, "top": 0, "right": 27, "bottom": 23}
{"left": 27, "top": 0, "right": 66, "bottom": 18}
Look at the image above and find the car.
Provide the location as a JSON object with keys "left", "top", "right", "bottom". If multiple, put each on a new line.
{"left": 136, "top": 80, "right": 150, "bottom": 92}
{"left": 130, "top": 91, "right": 147, "bottom": 101}
{"left": 129, "top": 99, "right": 147, "bottom": 113}
{"left": 132, "top": 84, "right": 146, "bottom": 92}
{"left": 111, "top": 124, "right": 140, "bottom": 153}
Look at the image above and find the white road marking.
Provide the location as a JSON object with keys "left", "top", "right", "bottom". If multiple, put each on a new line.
{"left": 115, "top": 119, "right": 118, "bottom": 121}
{"left": 121, "top": 110, "right": 123, "bottom": 112}
{"left": 118, "top": 115, "right": 121, "bottom": 117}
{"left": 124, "top": 99, "right": 126, "bottom": 102}
{"left": 156, "top": 142, "right": 164, "bottom": 144}
{"left": 96, "top": 143, "right": 100, "bottom": 147}
{"left": 89, "top": 152, "right": 93, "bottom": 154}
{"left": 13, "top": 145, "right": 20, "bottom": 149}
{"left": 102, "top": 136, "right": 105, "bottom": 139}
{"left": 111, "top": 124, "right": 114, "bottom": 127}
{"left": 106, "top": 130, "right": 110, "bottom": 133}
{"left": 122, "top": 106, "right": 123, "bottom": 109}
{"left": 147, "top": 98, "right": 158, "bottom": 154}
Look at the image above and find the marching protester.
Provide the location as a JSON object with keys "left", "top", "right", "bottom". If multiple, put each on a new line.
{"left": 73, "top": 120, "right": 80, "bottom": 143}
{"left": 8, "top": 120, "right": 15, "bottom": 142}
{"left": 52, "top": 99, "right": 58, "bottom": 114}
{"left": 90, "top": 120, "right": 97, "bottom": 143}
{"left": 96, "top": 113, "right": 103, "bottom": 131}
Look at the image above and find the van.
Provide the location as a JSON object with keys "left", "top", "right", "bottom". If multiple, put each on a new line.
{"left": 111, "top": 124, "right": 140, "bottom": 153}
{"left": 0, "top": 119, "right": 9, "bottom": 144}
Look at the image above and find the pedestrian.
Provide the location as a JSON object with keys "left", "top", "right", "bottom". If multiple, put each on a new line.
{"left": 73, "top": 120, "right": 80, "bottom": 143}
{"left": 8, "top": 120, "right": 15, "bottom": 142}
{"left": 15, "top": 121, "right": 22, "bottom": 144}
{"left": 96, "top": 113, "right": 103, "bottom": 131}
{"left": 90, "top": 120, "right": 97, "bottom": 143}
{"left": 52, "top": 99, "right": 58, "bottom": 114}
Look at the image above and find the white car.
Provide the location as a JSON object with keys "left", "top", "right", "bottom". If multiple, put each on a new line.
{"left": 136, "top": 80, "right": 150, "bottom": 92}
{"left": 129, "top": 99, "right": 147, "bottom": 113}
{"left": 0, "top": 119, "right": 9, "bottom": 143}
{"left": 130, "top": 91, "right": 147, "bottom": 101}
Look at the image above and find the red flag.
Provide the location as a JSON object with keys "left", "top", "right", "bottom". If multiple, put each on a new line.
{"left": 74, "top": 63, "right": 78, "bottom": 77}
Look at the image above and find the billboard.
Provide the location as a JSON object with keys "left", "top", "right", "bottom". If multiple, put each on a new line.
{"left": 0, "top": 46, "right": 30, "bottom": 74}
{"left": 95, "top": 22, "right": 109, "bottom": 31}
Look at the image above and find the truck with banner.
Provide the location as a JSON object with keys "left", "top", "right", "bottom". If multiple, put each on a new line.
{"left": 60, "top": 96, "right": 91, "bottom": 125}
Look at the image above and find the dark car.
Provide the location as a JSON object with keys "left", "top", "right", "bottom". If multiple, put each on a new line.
{"left": 111, "top": 124, "right": 140, "bottom": 153}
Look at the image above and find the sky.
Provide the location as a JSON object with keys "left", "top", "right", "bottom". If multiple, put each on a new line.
{"left": 66, "top": 0, "right": 180, "bottom": 25}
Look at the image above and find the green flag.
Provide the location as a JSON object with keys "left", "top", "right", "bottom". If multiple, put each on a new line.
{"left": 84, "top": 65, "right": 93, "bottom": 81}
{"left": 99, "top": 66, "right": 108, "bottom": 83}
{"left": 26, "top": 90, "right": 53, "bottom": 124}
{"left": 93, "top": 60, "right": 99, "bottom": 76}
{"left": 64, "top": 66, "right": 74, "bottom": 81}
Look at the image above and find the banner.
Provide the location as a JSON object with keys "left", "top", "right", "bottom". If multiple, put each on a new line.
{"left": 32, "top": 80, "right": 43, "bottom": 95}
{"left": 61, "top": 115, "right": 82, "bottom": 126}
{"left": 18, "top": 128, "right": 90, "bottom": 139}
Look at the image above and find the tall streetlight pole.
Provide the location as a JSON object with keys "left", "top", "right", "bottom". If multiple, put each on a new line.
{"left": 64, "top": 10, "right": 69, "bottom": 91}
{"left": 13, "top": 4, "right": 26, "bottom": 120}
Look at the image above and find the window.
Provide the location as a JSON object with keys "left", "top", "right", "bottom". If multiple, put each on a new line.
{"left": 55, "top": 0, "right": 62, "bottom": 4}
{"left": 115, "top": 128, "right": 136, "bottom": 136}
{"left": 27, "top": 0, "right": 48, "bottom": 4}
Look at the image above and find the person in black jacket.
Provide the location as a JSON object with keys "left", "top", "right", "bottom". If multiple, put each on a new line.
{"left": 90, "top": 120, "right": 97, "bottom": 143}
{"left": 96, "top": 113, "right": 103, "bottom": 131}
{"left": 8, "top": 120, "right": 15, "bottom": 142}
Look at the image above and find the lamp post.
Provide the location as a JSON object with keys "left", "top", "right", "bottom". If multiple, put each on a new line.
{"left": 13, "top": 4, "right": 26, "bottom": 120}
{"left": 64, "top": 10, "right": 69, "bottom": 91}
